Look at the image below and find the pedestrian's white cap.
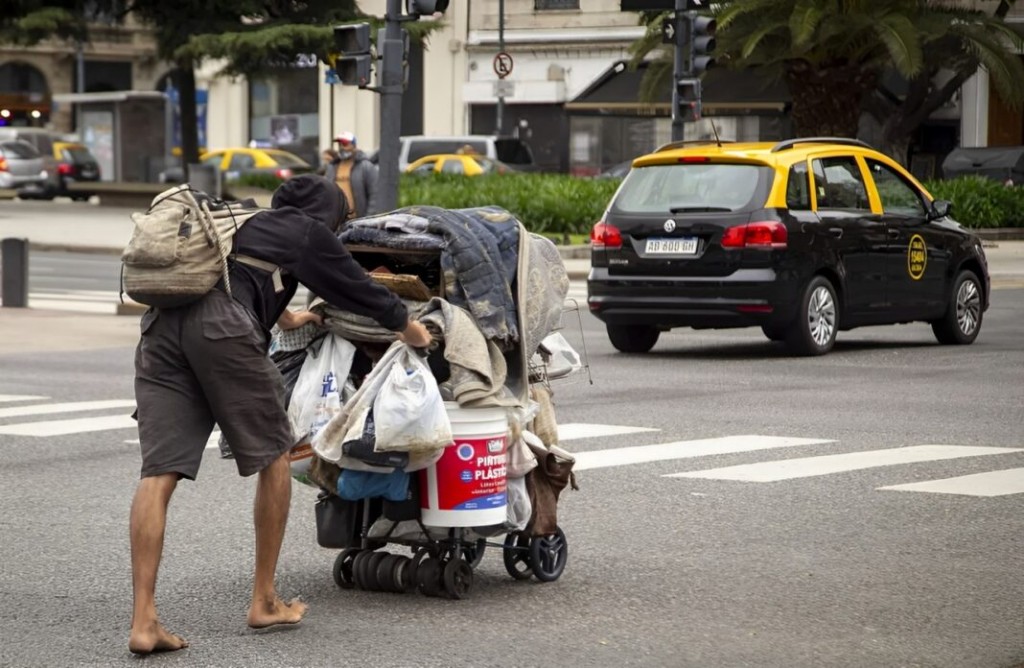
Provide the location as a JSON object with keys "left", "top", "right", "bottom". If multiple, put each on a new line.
{"left": 334, "top": 131, "right": 356, "bottom": 145}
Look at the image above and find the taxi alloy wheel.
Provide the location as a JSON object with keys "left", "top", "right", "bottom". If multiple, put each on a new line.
{"left": 785, "top": 276, "right": 838, "bottom": 356}
{"left": 932, "top": 270, "right": 982, "bottom": 345}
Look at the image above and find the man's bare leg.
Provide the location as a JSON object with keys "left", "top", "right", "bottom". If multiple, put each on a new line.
{"left": 247, "top": 452, "right": 307, "bottom": 628}
{"left": 128, "top": 474, "right": 189, "bottom": 654}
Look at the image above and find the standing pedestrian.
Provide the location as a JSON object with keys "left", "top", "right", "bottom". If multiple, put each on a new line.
{"left": 325, "top": 131, "right": 379, "bottom": 219}
{"left": 127, "top": 174, "right": 430, "bottom": 654}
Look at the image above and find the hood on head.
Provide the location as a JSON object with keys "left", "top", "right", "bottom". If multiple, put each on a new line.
{"left": 271, "top": 174, "right": 345, "bottom": 232}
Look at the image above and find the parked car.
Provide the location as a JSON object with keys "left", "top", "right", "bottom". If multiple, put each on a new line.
{"left": 52, "top": 141, "right": 101, "bottom": 201}
{"left": 0, "top": 140, "right": 49, "bottom": 198}
{"left": 406, "top": 153, "right": 518, "bottom": 176}
{"left": 0, "top": 127, "right": 60, "bottom": 198}
{"left": 587, "top": 137, "right": 990, "bottom": 356}
{"left": 395, "top": 135, "right": 535, "bottom": 172}
{"left": 160, "top": 148, "right": 314, "bottom": 184}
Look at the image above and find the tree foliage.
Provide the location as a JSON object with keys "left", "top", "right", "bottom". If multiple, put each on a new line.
{"left": 628, "top": 0, "right": 1024, "bottom": 159}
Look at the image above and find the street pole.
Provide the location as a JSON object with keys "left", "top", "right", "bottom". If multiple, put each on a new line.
{"left": 496, "top": 0, "right": 505, "bottom": 135}
{"left": 670, "top": 0, "right": 688, "bottom": 142}
{"left": 376, "top": 0, "right": 406, "bottom": 213}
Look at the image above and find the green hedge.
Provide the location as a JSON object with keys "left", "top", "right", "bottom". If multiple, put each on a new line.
{"left": 399, "top": 173, "right": 620, "bottom": 236}
{"left": 924, "top": 176, "right": 1024, "bottom": 228}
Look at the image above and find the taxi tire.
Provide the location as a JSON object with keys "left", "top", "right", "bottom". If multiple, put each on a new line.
{"left": 785, "top": 275, "right": 838, "bottom": 356}
{"left": 931, "top": 270, "right": 983, "bottom": 345}
{"left": 607, "top": 324, "right": 659, "bottom": 353}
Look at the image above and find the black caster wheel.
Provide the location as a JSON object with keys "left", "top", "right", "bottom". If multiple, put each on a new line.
{"left": 502, "top": 531, "right": 533, "bottom": 581}
{"left": 363, "top": 551, "right": 388, "bottom": 591}
{"left": 443, "top": 558, "right": 474, "bottom": 600}
{"left": 404, "top": 549, "right": 427, "bottom": 593}
{"left": 332, "top": 548, "right": 360, "bottom": 589}
{"left": 417, "top": 557, "right": 443, "bottom": 597}
{"left": 376, "top": 554, "right": 405, "bottom": 594}
{"left": 529, "top": 526, "right": 568, "bottom": 583}
{"left": 462, "top": 539, "right": 486, "bottom": 569}
{"left": 352, "top": 550, "right": 373, "bottom": 589}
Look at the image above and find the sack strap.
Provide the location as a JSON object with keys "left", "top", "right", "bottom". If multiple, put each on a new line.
{"left": 233, "top": 254, "right": 285, "bottom": 293}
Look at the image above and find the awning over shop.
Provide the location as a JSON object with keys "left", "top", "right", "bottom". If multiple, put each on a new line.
{"left": 565, "top": 60, "right": 790, "bottom": 117}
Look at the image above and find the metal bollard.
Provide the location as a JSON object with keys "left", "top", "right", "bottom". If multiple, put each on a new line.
{"left": 187, "top": 163, "right": 221, "bottom": 199}
{"left": 1, "top": 238, "right": 29, "bottom": 308}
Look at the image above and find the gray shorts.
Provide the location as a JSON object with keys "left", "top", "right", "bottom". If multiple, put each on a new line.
{"left": 134, "top": 289, "right": 294, "bottom": 479}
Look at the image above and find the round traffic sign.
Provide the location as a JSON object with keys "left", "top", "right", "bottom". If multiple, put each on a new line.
{"left": 493, "top": 52, "right": 514, "bottom": 79}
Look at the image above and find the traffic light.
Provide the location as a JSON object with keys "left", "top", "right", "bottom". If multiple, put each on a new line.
{"left": 330, "top": 23, "right": 372, "bottom": 87}
{"left": 676, "top": 78, "right": 701, "bottom": 123}
{"left": 690, "top": 16, "right": 716, "bottom": 74}
{"left": 407, "top": 0, "right": 449, "bottom": 15}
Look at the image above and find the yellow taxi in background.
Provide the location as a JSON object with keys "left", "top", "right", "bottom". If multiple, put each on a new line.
{"left": 406, "top": 153, "right": 516, "bottom": 176}
{"left": 160, "top": 147, "right": 313, "bottom": 183}
{"left": 52, "top": 140, "right": 101, "bottom": 201}
{"left": 588, "top": 137, "right": 990, "bottom": 356}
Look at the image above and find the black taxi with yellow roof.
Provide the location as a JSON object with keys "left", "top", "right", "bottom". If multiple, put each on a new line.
{"left": 587, "top": 137, "right": 990, "bottom": 356}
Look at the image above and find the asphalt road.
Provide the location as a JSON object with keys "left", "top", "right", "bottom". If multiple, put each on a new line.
{"left": 0, "top": 288, "right": 1021, "bottom": 667}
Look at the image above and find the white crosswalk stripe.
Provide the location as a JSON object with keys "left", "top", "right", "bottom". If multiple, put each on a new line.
{"left": 2, "top": 397, "right": 1020, "bottom": 497}
{"left": 879, "top": 468, "right": 1024, "bottom": 497}
{"left": 7, "top": 286, "right": 313, "bottom": 314}
{"left": 0, "top": 394, "right": 48, "bottom": 403}
{"left": 666, "top": 445, "right": 1023, "bottom": 482}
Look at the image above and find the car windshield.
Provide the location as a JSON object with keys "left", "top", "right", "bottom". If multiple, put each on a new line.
{"left": 61, "top": 146, "right": 95, "bottom": 162}
{"left": 409, "top": 141, "right": 487, "bottom": 162}
{"left": 613, "top": 162, "right": 770, "bottom": 213}
{"left": 1, "top": 141, "right": 39, "bottom": 159}
{"left": 265, "top": 151, "right": 309, "bottom": 167}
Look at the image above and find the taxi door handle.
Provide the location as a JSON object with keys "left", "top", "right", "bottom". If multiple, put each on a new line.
{"left": 887, "top": 228, "right": 901, "bottom": 239}
{"left": 828, "top": 227, "right": 843, "bottom": 239}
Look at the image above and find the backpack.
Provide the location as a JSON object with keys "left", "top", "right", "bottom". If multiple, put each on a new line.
{"left": 121, "top": 184, "right": 283, "bottom": 308}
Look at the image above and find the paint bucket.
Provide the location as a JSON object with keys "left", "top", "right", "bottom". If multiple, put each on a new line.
{"left": 420, "top": 403, "right": 508, "bottom": 527}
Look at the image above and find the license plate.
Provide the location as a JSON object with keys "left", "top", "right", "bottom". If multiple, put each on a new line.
{"left": 81, "top": 170, "right": 96, "bottom": 178}
{"left": 645, "top": 237, "right": 698, "bottom": 255}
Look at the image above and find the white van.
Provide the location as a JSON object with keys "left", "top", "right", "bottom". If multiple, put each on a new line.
{"left": 397, "top": 135, "right": 535, "bottom": 172}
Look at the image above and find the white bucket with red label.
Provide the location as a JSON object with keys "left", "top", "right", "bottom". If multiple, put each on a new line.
{"left": 420, "top": 403, "right": 508, "bottom": 527}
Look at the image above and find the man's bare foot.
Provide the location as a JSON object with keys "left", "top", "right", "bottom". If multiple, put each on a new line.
{"left": 128, "top": 621, "right": 188, "bottom": 655}
{"left": 247, "top": 597, "right": 308, "bottom": 629}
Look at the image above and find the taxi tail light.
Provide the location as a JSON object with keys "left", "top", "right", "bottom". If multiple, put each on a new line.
{"left": 57, "top": 163, "right": 74, "bottom": 175}
{"left": 275, "top": 168, "right": 293, "bottom": 179}
{"left": 721, "top": 221, "right": 787, "bottom": 249}
{"left": 0, "top": 156, "right": 7, "bottom": 172}
{"left": 591, "top": 221, "right": 622, "bottom": 250}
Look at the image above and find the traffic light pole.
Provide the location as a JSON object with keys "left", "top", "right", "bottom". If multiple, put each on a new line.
{"left": 670, "top": 0, "right": 691, "bottom": 142}
{"left": 376, "top": 0, "right": 406, "bottom": 213}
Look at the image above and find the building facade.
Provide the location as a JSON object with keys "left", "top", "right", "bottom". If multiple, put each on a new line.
{"left": 1, "top": 0, "right": 1021, "bottom": 179}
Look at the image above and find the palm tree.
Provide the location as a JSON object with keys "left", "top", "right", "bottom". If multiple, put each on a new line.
{"left": 629, "top": 0, "right": 1023, "bottom": 159}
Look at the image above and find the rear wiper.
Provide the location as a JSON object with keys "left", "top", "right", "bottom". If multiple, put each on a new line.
{"left": 669, "top": 206, "right": 732, "bottom": 213}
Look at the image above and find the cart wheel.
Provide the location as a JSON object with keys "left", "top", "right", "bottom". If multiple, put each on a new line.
{"left": 502, "top": 531, "right": 533, "bottom": 581}
{"left": 529, "top": 526, "right": 568, "bottom": 583}
{"left": 351, "top": 550, "right": 372, "bottom": 589}
{"left": 462, "top": 539, "right": 486, "bottom": 569}
{"left": 417, "top": 557, "right": 443, "bottom": 597}
{"left": 404, "top": 549, "right": 427, "bottom": 593}
{"left": 332, "top": 548, "right": 360, "bottom": 589}
{"left": 372, "top": 553, "right": 400, "bottom": 593}
{"left": 443, "top": 558, "right": 474, "bottom": 600}
{"left": 364, "top": 552, "right": 388, "bottom": 591}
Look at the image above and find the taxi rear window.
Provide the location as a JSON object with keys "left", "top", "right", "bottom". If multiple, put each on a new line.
{"left": 612, "top": 162, "right": 771, "bottom": 213}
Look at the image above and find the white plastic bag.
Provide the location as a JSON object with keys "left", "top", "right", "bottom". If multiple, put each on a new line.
{"left": 506, "top": 476, "right": 531, "bottom": 530}
{"left": 372, "top": 345, "right": 453, "bottom": 452}
{"left": 287, "top": 333, "right": 356, "bottom": 443}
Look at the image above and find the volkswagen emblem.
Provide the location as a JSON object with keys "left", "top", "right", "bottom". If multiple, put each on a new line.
{"left": 663, "top": 219, "right": 676, "bottom": 233}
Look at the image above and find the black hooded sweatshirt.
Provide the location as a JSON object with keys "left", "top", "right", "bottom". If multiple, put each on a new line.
{"left": 225, "top": 175, "right": 408, "bottom": 334}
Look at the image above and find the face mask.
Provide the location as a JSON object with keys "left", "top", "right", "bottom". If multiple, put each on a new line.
{"left": 336, "top": 149, "right": 354, "bottom": 161}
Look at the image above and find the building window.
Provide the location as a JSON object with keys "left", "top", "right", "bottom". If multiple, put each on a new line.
{"left": 535, "top": 0, "right": 579, "bottom": 9}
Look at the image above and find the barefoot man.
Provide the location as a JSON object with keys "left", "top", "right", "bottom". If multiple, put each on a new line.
{"left": 128, "top": 175, "right": 431, "bottom": 653}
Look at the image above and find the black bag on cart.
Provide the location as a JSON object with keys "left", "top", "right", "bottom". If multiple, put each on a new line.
{"left": 314, "top": 490, "right": 382, "bottom": 549}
